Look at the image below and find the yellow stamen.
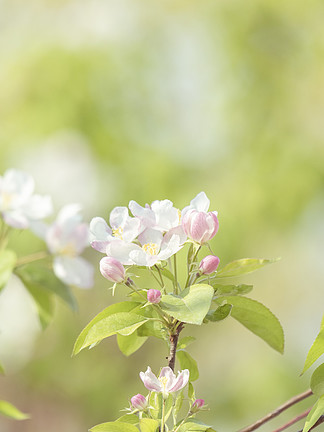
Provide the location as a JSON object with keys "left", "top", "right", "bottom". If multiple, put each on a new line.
{"left": 60, "top": 243, "right": 77, "bottom": 257}
{"left": 142, "top": 243, "right": 158, "bottom": 255}
{"left": 1, "top": 192, "right": 13, "bottom": 210}
{"left": 112, "top": 226, "right": 123, "bottom": 240}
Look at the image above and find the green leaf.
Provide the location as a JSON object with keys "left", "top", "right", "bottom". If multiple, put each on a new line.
{"left": 115, "top": 414, "right": 138, "bottom": 425}
{"left": 303, "top": 395, "right": 324, "bottom": 432}
{"left": 0, "top": 362, "right": 5, "bottom": 375}
{"left": 90, "top": 421, "right": 139, "bottom": 432}
{"left": 311, "top": 364, "right": 324, "bottom": 397}
{"left": 160, "top": 284, "right": 214, "bottom": 325}
{"left": 117, "top": 332, "right": 148, "bottom": 356}
{"left": 173, "top": 391, "right": 184, "bottom": 425}
{"left": 211, "top": 283, "right": 253, "bottom": 296}
{"left": 178, "top": 419, "right": 211, "bottom": 432}
{"left": 149, "top": 393, "right": 173, "bottom": 421}
{"left": 0, "top": 400, "right": 29, "bottom": 420}
{"left": 73, "top": 301, "right": 148, "bottom": 355}
{"left": 139, "top": 418, "right": 159, "bottom": 432}
{"left": 24, "top": 282, "right": 55, "bottom": 329}
{"left": 15, "top": 264, "right": 77, "bottom": 311}
{"left": 0, "top": 249, "right": 17, "bottom": 291}
{"left": 303, "top": 315, "right": 324, "bottom": 374}
{"left": 137, "top": 319, "right": 166, "bottom": 340}
{"left": 188, "top": 382, "right": 195, "bottom": 401}
{"left": 217, "top": 296, "right": 284, "bottom": 354}
{"left": 177, "top": 336, "right": 196, "bottom": 350}
{"left": 206, "top": 304, "right": 232, "bottom": 322}
{"left": 177, "top": 350, "right": 199, "bottom": 381}
{"left": 215, "top": 258, "right": 279, "bottom": 278}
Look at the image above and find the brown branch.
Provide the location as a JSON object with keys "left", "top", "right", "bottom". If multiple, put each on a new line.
{"left": 237, "top": 389, "right": 313, "bottom": 432}
{"left": 296, "top": 415, "right": 324, "bottom": 432}
{"left": 271, "top": 408, "right": 311, "bottom": 432}
{"left": 168, "top": 322, "right": 184, "bottom": 371}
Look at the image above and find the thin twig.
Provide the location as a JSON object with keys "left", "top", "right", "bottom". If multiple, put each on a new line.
{"left": 271, "top": 408, "right": 311, "bottom": 432}
{"left": 296, "top": 415, "right": 324, "bottom": 432}
{"left": 168, "top": 322, "right": 184, "bottom": 371}
{"left": 237, "top": 389, "right": 313, "bottom": 432}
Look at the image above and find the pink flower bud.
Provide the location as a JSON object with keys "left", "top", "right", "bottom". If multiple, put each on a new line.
{"left": 99, "top": 257, "right": 125, "bottom": 283}
{"left": 182, "top": 210, "right": 219, "bottom": 244}
{"left": 131, "top": 394, "right": 147, "bottom": 410}
{"left": 191, "top": 399, "right": 205, "bottom": 412}
{"left": 199, "top": 255, "right": 220, "bottom": 275}
{"left": 147, "top": 289, "right": 161, "bottom": 304}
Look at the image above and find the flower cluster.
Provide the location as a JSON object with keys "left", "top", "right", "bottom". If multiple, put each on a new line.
{"left": 90, "top": 192, "right": 220, "bottom": 282}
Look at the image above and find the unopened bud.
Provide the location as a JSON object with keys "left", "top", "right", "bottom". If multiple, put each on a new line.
{"left": 131, "top": 394, "right": 147, "bottom": 411}
{"left": 199, "top": 255, "right": 220, "bottom": 275}
{"left": 191, "top": 399, "right": 205, "bottom": 413}
{"left": 182, "top": 210, "right": 219, "bottom": 244}
{"left": 99, "top": 257, "right": 125, "bottom": 283}
{"left": 147, "top": 289, "right": 161, "bottom": 304}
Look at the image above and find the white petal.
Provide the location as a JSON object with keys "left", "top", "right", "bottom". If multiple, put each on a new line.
{"left": 3, "top": 211, "right": 29, "bottom": 229}
{"left": 56, "top": 204, "right": 82, "bottom": 225}
{"left": 106, "top": 239, "right": 139, "bottom": 265}
{"left": 3, "top": 169, "right": 34, "bottom": 199}
{"left": 53, "top": 256, "right": 94, "bottom": 289}
{"left": 109, "top": 206, "right": 129, "bottom": 229}
{"left": 129, "top": 200, "right": 155, "bottom": 229}
{"left": 122, "top": 217, "right": 141, "bottom": 242}
{"left": 190, "top": 192, "right": 210, "bottom": 212}
{"left": 151, "top": 200, "right": 179, "bottom": 231}
{"left": 140, "top": 367, "right": 162, "bottom": 392}
{"left": 138, "top": 228, "right": 163, "bottom": 249}
{"left": 90, "top": 217, "right": 112, "bottom": 240}
{"left": 22, "top": 194, "right": 53, "bottom": 220}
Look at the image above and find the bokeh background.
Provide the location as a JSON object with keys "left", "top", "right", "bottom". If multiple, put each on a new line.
{"left": 0, "top": 0, "right": 324, "bottom": 431}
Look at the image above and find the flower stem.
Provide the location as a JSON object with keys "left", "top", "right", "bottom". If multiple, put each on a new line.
{"left": 168, "top": 322, "right": 184, "bottom": 371}
{"left": 271, "top": 408, "right": 311, "bottom": 432}
{"left": 15, "top": 250, "right": 49, "bottom": 267}
{"left": 161, "top": 398, "right": 166, "bottom": 432}
{"left": 173, "top": 255, "right": 178, "bottom": 295}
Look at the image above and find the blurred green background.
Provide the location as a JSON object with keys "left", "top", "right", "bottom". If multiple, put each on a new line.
{"left": 0, "top": 0, "right": 324, "bottom": 431}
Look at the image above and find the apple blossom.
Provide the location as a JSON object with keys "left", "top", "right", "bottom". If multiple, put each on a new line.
{"left": 129, "top": 199, "right": 181, "bottom": 232}
{"left": 0, "top": 168, "right": 52, "bottom": 229}
{"left": 199, "top": 255, "right": 220, "bottom": 275}
{"left": 90, "top": 207, "right": 141, "bottom": 253}
{"left": 140, "top": 366, "right": 189, "bottom": 399}
{"left": 147, "top": 289, "right": 161, "bottom": 304}
{"left": 130, "top": 394, "right": 147, "bottom": 411}
{"left": 43, "top": 204, "right": 94, "bottom": 289}
{"left": 191, "top": 399, "right": 205, "bottom": 413}
{"left": 99, "top": 257, "right": 125, "bottom": 283}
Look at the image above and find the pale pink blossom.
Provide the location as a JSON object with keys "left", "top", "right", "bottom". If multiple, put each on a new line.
{"left": 99, "top": 257, "right": 125, "bottom": 283}
{"left": 0, "top": 169, "right": 52, "bottom": 229}
{"left": 199, "top": 255, "right": 220, "bottom": 275}
{"left": 129, "top": 199, "right": 181, "bottom": 232}
{"left": 140, "top": 366, "right": 189, "bottom": 399}
{"left": 130, "top": 394, "right": 147, "bottom": 411}
{"left": 147, "top": 289, "right": 161, "bottom": 304}
{"left": 90, "top": 207, "right": 141, "bottom": 253}
{"left": 40, "top": 204, "right": 94, "bottom": 289}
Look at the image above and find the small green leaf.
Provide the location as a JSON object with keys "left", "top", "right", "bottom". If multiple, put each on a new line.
{"left": 303, "top": 395, "right": 324, "bottom": 432}
{"left": 215, "top": 258, "right": 279, "bottom": 278}
{"left": 116, "top": 414, "right": 138, "bottom": 425}
{"left": 206, "top": 304, "right": 232, "bottom": 322}
{"left": 188, "top": 382, "right": 195, "bottom": 401}
{"left": 211, "top": 283, "right": 253, "bottom": 296}
{"left": 137, "top": 320, "right": 166, "bottom": 340}
{"left": 117, "top": 332, "right": 148, "bottom": 356}
{"left": 90, "top": 421, "right": 139, "bottom": 432}
{"left": 177, "top": 350, "right": 199, "bottom": 381}
{"left": 73, "top": 301, "right": 147, "bottom": 355}
{"left": 160, "top": 284, "right": 214, "bottom": 325}
{"left": 0, "top": 250, "right": 17, "bottom": 291}
{"left": 311, "top": 364, "right": 324, "bottom": 397}
{"left": 25, "top": 283, "right": 55, "bottom": 329}
{"left": 0, "top": 362, "right": 5, "bottom": 375}
{"left": 173, "top": 391, "right": 184, "bottom": 424}
{"left": 177, "top": 336, "right": 196, "bottom": 350}
{"left": 178, "top": 419, "right": 211, "bottom": 432}
{"left": 303, "top": 315, "right": 324, "bottom": 374}
{"left": 139, "top": 418, "right": 159, "bottom": 432}
{"left": 149, "top": 393, "right": 173, "bottom": 421}
{"left": 15, "top": 264, "right": 77, "bottom": 311}
{"left": 217, "top": 296, "right": 284, "bottom": 354}
{"left": 0, "top": 400, "right": 29, "bottom": 420}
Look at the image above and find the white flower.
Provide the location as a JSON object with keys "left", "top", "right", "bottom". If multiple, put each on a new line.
{"left": 0, "top": 169, "right": 52, "bottom": 229}
{"left": 129, "top": 199, "right": 181, "bottom": 232}
{"left": 107, "top": 228, "right": 183, "bottom": 267}
{"left": 140, "top": 366, "right": 189, "bottom": 399}
{"left": 44, "top": 204, "right": 94, "bottom": 289}
{"left": 90, "top": 207, "right": 140, "bottom": 253}
{"left": 182, "top": 191, "right": 217, "bottom": 216}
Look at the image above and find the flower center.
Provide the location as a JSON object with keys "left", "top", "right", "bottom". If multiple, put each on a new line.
{"left": 59, "top": 243, "right": 77, "bottom": 257}
{"left": 1, "top": 192, "right": 13, "bottom": 210}
{"left": 142, "top": 242, "right": 158, "bottom": 255}
{"left": 177, "top": 208, "right": 182, "bottom": 223}
{"left": 159, "top": 376, "right": 169, "bottom": 393}
{"left": 112, "top": 226, "right": 123, "bottom": 240}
